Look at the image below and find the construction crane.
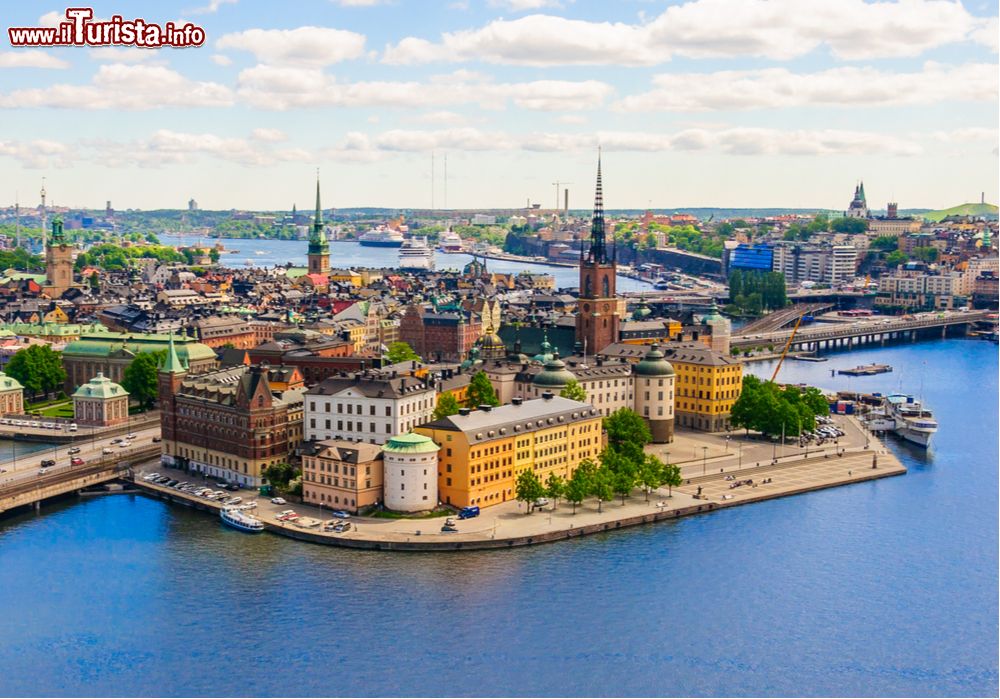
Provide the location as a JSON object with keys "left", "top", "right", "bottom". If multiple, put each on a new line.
{"left": 770, "top": 310, "right": 807, "bottom": 382}
{"left": 552, "top": 180, "right": 572, "bottom": 211}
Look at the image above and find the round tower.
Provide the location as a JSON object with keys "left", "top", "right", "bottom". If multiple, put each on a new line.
{"left": 632, "top": 343, "right": 675, "bottom": 443}
{"left": 382, "top": 432, "right": 440, "bottom": 513}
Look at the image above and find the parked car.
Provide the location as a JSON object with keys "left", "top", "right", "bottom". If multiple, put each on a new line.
{"left": 152, "top": 437, "right": 162, "bottom": 443}
{"left": 534, "top": 497, "right": 550, "bottom": 508}
{"left": 270, "top": 497, "right": 287, "bottom": 505}
{"left": 331, "top": 510, "right": 350, "bottom": 519}
{"left": 458, "top": 506, "right": 480, "bottom": 520}
{"left": 225, "top": 483, "right": 239, "bottom": 491}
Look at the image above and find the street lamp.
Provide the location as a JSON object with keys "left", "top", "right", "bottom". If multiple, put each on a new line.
{"left": 701, "top": 446, "right": 708, "bottom": 476}
{"left": 738, "top": 440, "right": 743, "bottom": 470}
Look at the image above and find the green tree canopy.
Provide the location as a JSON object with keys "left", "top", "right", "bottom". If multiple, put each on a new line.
{"left": 589, "top": 465, "right": 615, "bottom": 513}
{"left": 544, "top": 473, "right": 565, "bottom": 509}
{"left": 559, "top": 378, "right": 588, "bottom": 402}
{"left": 121, "top": 350, "right": 166, "bottom": 410}
{"left": 263, "top": 462, "right": 297, "bottom": 488}
{"left": 603, "top": 408, "right": 651, "bottom": 460}
{"left": 432, "top": 392, "right": 461, "bottom": 421}
{"left": 514, "top": 469, "right": 546, "bottom": 513}
{"left": 564, "top": 458, "right": 596, "bottom": 514}
{"left": 384, "top": 341, "right": 421, "bottom": 364}
{"left": 831, "top": 217, "right": 869, "bottom": 234}
{"left": 730, "top": 375, "right": 829, "bottom": 437}
{"left": 7, "top": 345, "right": 66, "bottom": 400}
{"left": 661, "top": 463, "right": 683, "bottom": 497}
{"left": 467, "top": 371, "right": 500, "bottom": 407}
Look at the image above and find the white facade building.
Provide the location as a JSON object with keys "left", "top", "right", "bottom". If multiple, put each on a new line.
{"left": 381, "top": 433, "right": 440, "bottom": 513}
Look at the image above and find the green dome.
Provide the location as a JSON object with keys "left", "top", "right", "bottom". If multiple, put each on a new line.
{"left": 384, "top": 432, "right": 440, "bottom": 454}
{"left": 532, "top": 332, "right": 554, "bottom": 364}
{"left": 73, "top": 372, "right": 129, "bottom": 399}
{"left": 532, "top": 353, "right": 575, "bottom": 387}
{"left": 634, "top": 344, "right": 675, "bottom": 377}
{"left": 0, "top": 371, "right": 23, "bottom": 392}
{"left": 632, "top": 303, "right": 652, "bottom": 320}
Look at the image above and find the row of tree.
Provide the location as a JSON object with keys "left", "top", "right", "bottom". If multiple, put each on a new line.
{"left": 514, "top": 408, "right": 683, "bottom": 515}
{"left": 727, "top": 269, "right": 788, "bottom": 315}
{"left": 729, "top": 375, "right": 829, "bottom": 438}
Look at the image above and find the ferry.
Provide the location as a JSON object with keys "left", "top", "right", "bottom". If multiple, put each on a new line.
{"left": 220, "top": 506, "right": 264, "bottom": 533}
{"left": 358, "top": 226, "right": 405, "bottom": 247}
{"left": 437, "top": 229, "right": 464, "bottom": 253}
{"left": 865, "top": 393, "right": 938, "bottom": 448}
{"left": 399, "top": 236, "right": 435, "bottom": 270}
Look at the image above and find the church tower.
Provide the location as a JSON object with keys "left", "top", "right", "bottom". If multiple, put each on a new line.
{"left": 44, "top": 217, "right": 74, "bottom": 296}
{"left": 575, "top": 152, "right": 619, "bottom": 355}
{"left": 157, "top": 334, "right": 188, "bottom": 468}
{"left": 307, "top": 176, "right": 330, "bottom": 275}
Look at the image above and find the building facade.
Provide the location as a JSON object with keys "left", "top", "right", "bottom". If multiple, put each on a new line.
{"left": 382, "top": 432, "right": 440, "bottom": 513}
{"left": 72, "top": 372, "right": 130, "bottom": 427}
{"left": 62, "top": 332, "right": 217, "bottom": 391}
{"left": 301, "top": 439, "right": 383, "bottom": 513}
{"left": 0, "top": 371, "right": 24, "bottom": 416}
{"left": 576, "top": 155, "right": 620, "bottom": 355}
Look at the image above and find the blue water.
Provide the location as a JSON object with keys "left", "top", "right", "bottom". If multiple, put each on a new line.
{"left": 156, "top": 235, "right": 653, "bottom": 292}
{"left": 0, "top": 338, "right": 996, "bottom": 697}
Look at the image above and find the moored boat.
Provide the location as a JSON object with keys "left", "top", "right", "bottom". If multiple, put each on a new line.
{"left": 220, "top": 506, "right": 264, "bottom": 533}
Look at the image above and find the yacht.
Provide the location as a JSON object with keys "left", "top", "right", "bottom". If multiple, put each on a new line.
{"left": 359, "top": 225, "right": 405, "bottom": 247}
{"left": 399, "top": 236, "right": 435, "bottom": 270}
{"left": 220, "top": 506, "right": 264, "bottom": 533}
{"left": 883, "top": 393, "right": 938, "bottom": 448}
{"left": 437, "top": 229, "right": 464, "bottom": 253}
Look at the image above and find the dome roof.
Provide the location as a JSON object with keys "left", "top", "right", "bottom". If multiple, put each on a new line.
{"left": 634, "top": 343, "right": 675, "bottom": 377}
{"left": 632, "top": 303, "right": 652, "bottom": 320}
{"left": 0, "top": 371, "right": 23, "bottom": 392}
{"left": 532, "top": 353, "right": 575, "bottom": 387}
{"left": 532, "top": 332, "right": 554, "bottom": 364}
{"left": 72, "top": 371, "right": 129, "bottom": 399}
{"left": 383, "top": 432, "right": 440, "bottom": 454}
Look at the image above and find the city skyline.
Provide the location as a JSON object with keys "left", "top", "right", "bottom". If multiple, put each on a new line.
{"left": 0, "top": 0, "right": 997, "bottom": 211}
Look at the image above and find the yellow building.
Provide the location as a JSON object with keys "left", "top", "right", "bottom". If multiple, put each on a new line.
{"left": 415, "top": 395, "right": 604, "bottom": 509}
{"left": 661, "top": 343, "right": 742, "bottom": 432}
{"left": 329, "top": 269, "right": 363, "bottom": 286}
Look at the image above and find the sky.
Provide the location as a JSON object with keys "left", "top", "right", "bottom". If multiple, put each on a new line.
{"left": 0, "top": 0, "right": 997, "bottom": 211}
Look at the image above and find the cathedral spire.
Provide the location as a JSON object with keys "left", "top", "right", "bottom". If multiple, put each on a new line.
{"left": 587, "top": 149, "right": 607, "bottom": 264}
{"left": 308, "top": 172, "right": 329, "bottom": 257}
{"left": 313, "top": 172, "right": 324, "bottom": 232}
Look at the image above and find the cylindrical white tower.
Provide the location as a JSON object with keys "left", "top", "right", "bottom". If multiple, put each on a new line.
{"left": 382, "top": 432, "right": 440, "bottom": 513}
{"left": 632, "top": 343, "right": 675, "bottom": 443}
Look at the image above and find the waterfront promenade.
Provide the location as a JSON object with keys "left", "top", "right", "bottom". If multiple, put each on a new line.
{"left": 132, "top": 414, "right": 904, "bottom": 552}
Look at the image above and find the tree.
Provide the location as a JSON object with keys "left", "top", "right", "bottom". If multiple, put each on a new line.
{"left": 515, "top": 469, "right": 546, "bottom": 513}
{"left": 6, "top": 345, "right": 67, "bottom": 400}
{"left": 467, "top": 371, "right": 500, "bottom": 407}
{"left": 559, "top": 379, "right": 587, "bottom": 402}
{"left": 121, "top": 350, "right": 166, "bottom": 410}
{"left": 603, "top": 407, "right": 651, "bottom": 462}
{"left": 544, "top": 473, "right": 565, "bottom": 509}
{"left": 638, "top": 454, "right": 665, "bottom": 501}
{"left": 831, "top": 217, "right": 868, "bottom": 234}
{"left": 601, "top": 447, "right": 637, "bottom": 505}
{"left": 432, "top": 392, "right": 461, "bottom": 420}
{"left": 263, "top": 462, "right": 297, "bottom": 488}
{"left": 385, "top": 341, "right": 420, "bottom": 364}
{"left": 88, "top": 271, "right": 100, "bottom": 291}
{"left": 885, "top": 250, "right": 908, "bottom": 268}
{"left": 661, "top": 463, "right": 683, "bottom": 497}
{"left": 589, "top": 465, "right": 615, "bottom": 513}
{"left": 565, "top": 459, "right": 596, "bottom": 514}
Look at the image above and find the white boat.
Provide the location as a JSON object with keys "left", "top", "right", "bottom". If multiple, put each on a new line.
{"left": 882, "top": 393, "right": 938, "bottom": 448}
{"left": 399, "top": 236, "right": 435, "bottom": 270}
{"left": 359, "top": 226, "right": 405, "bottom": 247}
{"left": 220, "top": 506, "right": 264, "bottom": 533}
{"left": 437, "top": 229, "right": 464, "bottom": 252}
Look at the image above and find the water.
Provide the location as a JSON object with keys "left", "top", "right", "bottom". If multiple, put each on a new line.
{"left": 0, "top": 338, "right": 996, "bottom": 697}
{"left": 157, "top": 235, "right": 653, "bottom": 292}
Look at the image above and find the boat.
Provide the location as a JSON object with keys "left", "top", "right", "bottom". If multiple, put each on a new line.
{"left": 653, "top": 278, "right": 670, "bottom": 290}
{"left": 868, "top": 393, "right": 938, "bottom": 448}
{"left": 398, "top": 236, "right": 435, "bottom": 270}
{"left": 220, "top": 506, "right": 264, "bottom": 533}
{"left": 359, "top": 226, "right": 405, "bottom": 247}
{"left": 437, "top": 229, "right": 464, "bottom": 253}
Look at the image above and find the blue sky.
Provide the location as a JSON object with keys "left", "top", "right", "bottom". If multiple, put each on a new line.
{"left": 0, "top": 0, "right": 997, "bottom": 211}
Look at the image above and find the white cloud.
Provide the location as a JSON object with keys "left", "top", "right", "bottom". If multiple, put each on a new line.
{"left": 971, "top": 16, "right": 999, "bottom": 52}
{"left": 416, "top": 110, "right": 467, "bottom": 125}
{"left": 926, "top": 128, "right": 998, "bottom": 144}
{"left": 216, "top": 27, "right": 366, "bottom": 66}
{"left": 85, "top": 129, "right": 313, "bottom": 167}
{"left": 619, "top": 62, "right": 999, "bottom": 112}
{"left": 0, "top": 138, "right": 73, "bottom": 168}
{"left": 189, "top": 0, "right": 238, "bottom": 14}
{"left": 251, "top": 127, "right": 288, "bottom": 142}
{"left": 489, "top": 0, "right": 565, "bottom": 10}
{"left": 88, "top": 47, "right": 159, "bottom": 64}
{"left": 384, "top": 0, "right": 995, "bottom": 65}
{"left": 235, "top": 64, "right": 612, "bottom": 111}
{"left": 0, "top": 64, "right": 233, "bottom": 110}
{"left": 555, "top": 114, "right": 587, "bottom": 124}
{"left": 211, "top": 54, "right": 233, "bottom": 66}
{"left": 0, "top": 51, "right": 69, "bottom": 69}
{"left": 38, "top": 11, "right": 63, "bottom": 28}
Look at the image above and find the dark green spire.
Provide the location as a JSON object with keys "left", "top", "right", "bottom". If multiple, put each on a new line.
{"left": 50, "top": 216, "right": 65, "bottom": 244}
{"left": 308, "top": 175, "right": 329, "bottom": 255}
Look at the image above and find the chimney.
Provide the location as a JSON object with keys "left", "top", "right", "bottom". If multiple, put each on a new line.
{"left": 541, "top": 391, "right": 554, "bottom": 400}
{"left": 511, "top": 396, "right": 523, "bottom": 406}
{"left": 458, "top": 408, "right": 471, "bottom": 416}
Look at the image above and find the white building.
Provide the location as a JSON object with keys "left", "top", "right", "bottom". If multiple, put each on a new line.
{"left": 381, "top": 432, "right": 440, "bottom": 513}
{"left": 304, "top": 373, "right": 436, "bottom": 445}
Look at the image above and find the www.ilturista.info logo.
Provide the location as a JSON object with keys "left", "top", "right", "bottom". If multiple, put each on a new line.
{"left": 8, "top": 8, "right": 205, "bottom": 48}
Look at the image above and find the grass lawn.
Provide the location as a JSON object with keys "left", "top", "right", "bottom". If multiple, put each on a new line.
{"left": 38, "top": 403, "right": 74, "bottom": 418}
{"left": 369, "top": 508, "right": 454, "bottom": 520}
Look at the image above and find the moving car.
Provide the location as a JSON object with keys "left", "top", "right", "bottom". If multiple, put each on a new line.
{"left": 40, "top": 459, "right": 55, "bottom": 467}
{"left": 70, "top": 457, "right": 85, "bottom": 466}
{"left": 458, "top": 506, "right": 480, "bottom": 520}
{"left": 67, "top": 447, "right": 81, "bottom": 455}
{"left": 331, "top": 510, "right": 350, "bottom": 519}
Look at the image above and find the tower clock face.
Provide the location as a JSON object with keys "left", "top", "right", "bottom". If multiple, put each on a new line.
{"left": 603, "top": 303, "right": 610, "bottom": 311}
{"left": 583, "top": 303, "right": 590, "bottom": 312}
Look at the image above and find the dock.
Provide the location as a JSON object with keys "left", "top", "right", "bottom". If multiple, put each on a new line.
{"left": 838, "top": 363, "right": 893, "bottom": 376}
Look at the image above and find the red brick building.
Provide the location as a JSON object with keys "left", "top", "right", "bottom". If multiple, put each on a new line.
{"left": 399, "top": 303, "right": 481, "bottom": 362}
{"left": 576, "top": 156, "right": 620, "bottom": 355}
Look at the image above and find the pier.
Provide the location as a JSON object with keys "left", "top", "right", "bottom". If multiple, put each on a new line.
{"left": 838, "top": 364, "right": 893, "bottom": 376}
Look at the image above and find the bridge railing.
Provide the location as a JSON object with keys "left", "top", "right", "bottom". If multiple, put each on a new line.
{"left": 0, "top": 445, "right": 161, "bottom": 499}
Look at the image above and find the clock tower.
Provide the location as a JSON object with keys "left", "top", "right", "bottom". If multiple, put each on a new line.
{"left": 307, "top": 176, "right": 330, "bottom": 275}
{"left": 576, "top": 153, "right": 619, "bottom": 355}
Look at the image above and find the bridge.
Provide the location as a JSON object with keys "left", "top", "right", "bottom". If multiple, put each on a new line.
{"left": 731, "top": 310, "right": 990, "bottom": 351}
{"left": 0, "top": 444, "right": 160, "bottom": 515}
{"left": 738, "top": 303, "right": 833, "bottom": 335}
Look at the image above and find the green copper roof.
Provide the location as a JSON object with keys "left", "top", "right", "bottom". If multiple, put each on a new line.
{"left": 383, "top": 432, "right": 440, "bottom": 454}
{"left": 0, "top": 370, "right": 23, "bottom": 392}
{"left": 161, "top": 333, "right": 186, "bottom": 374}
{"left": 62, "top": 332, "right": 214, "bottom": 363}
{"left": 533, "top": 353, "right": 575, "bottom": 387}
{"left": 73, "top": 372, "right": 128, "bottom": 399}
{"left": 634, "top": 343, "right": 675, "bottom": 377}
{"left": 309, "top": 177, "right": 329, "bottom": 254}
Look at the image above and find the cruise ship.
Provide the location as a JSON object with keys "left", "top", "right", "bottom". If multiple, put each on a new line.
{"left": 358, "top": 226, "right": 405, "bottom": 247}
{"left": 864, "top": 393, "right": 938, "bottom": 448}
{"left": 220, "top": 506, "right": 264, "bottom": 533}
{"left": 399, "top": 236, "right": 435, "bottom": 270}
{"left": 437, "top": 229, "right": 464, "bottom": 253}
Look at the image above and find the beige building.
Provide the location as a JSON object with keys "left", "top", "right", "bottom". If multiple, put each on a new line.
{"left": 301, "top": 440, "right": 384, "bottom": 513}
{"left": 73, "top": 372, "right": 130, "bottom": 427}
{"left": 0, "top": 371, "right": 24, "bottom": 416}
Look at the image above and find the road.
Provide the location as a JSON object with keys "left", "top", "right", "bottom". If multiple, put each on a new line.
{"left": 0, "top": 425, "right": 161, "bottom": 487}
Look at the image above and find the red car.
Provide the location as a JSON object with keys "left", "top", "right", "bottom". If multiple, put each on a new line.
{"left": 71, "top": 457, "right": 85, "bottom": 466}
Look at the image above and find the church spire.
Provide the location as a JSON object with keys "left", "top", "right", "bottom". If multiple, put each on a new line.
{"left": 308, "top": 172, "right": 329, "bottom": 257}
{"left": 587, "top": 149, "right": 607, "bottom": 264}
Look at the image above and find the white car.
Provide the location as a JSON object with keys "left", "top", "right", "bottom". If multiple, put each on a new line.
{"left": 270, "top": 497, "right": 287, "bottom": 505}
{"left": 103, "top": 448, "right": 115, "bottom": 454}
